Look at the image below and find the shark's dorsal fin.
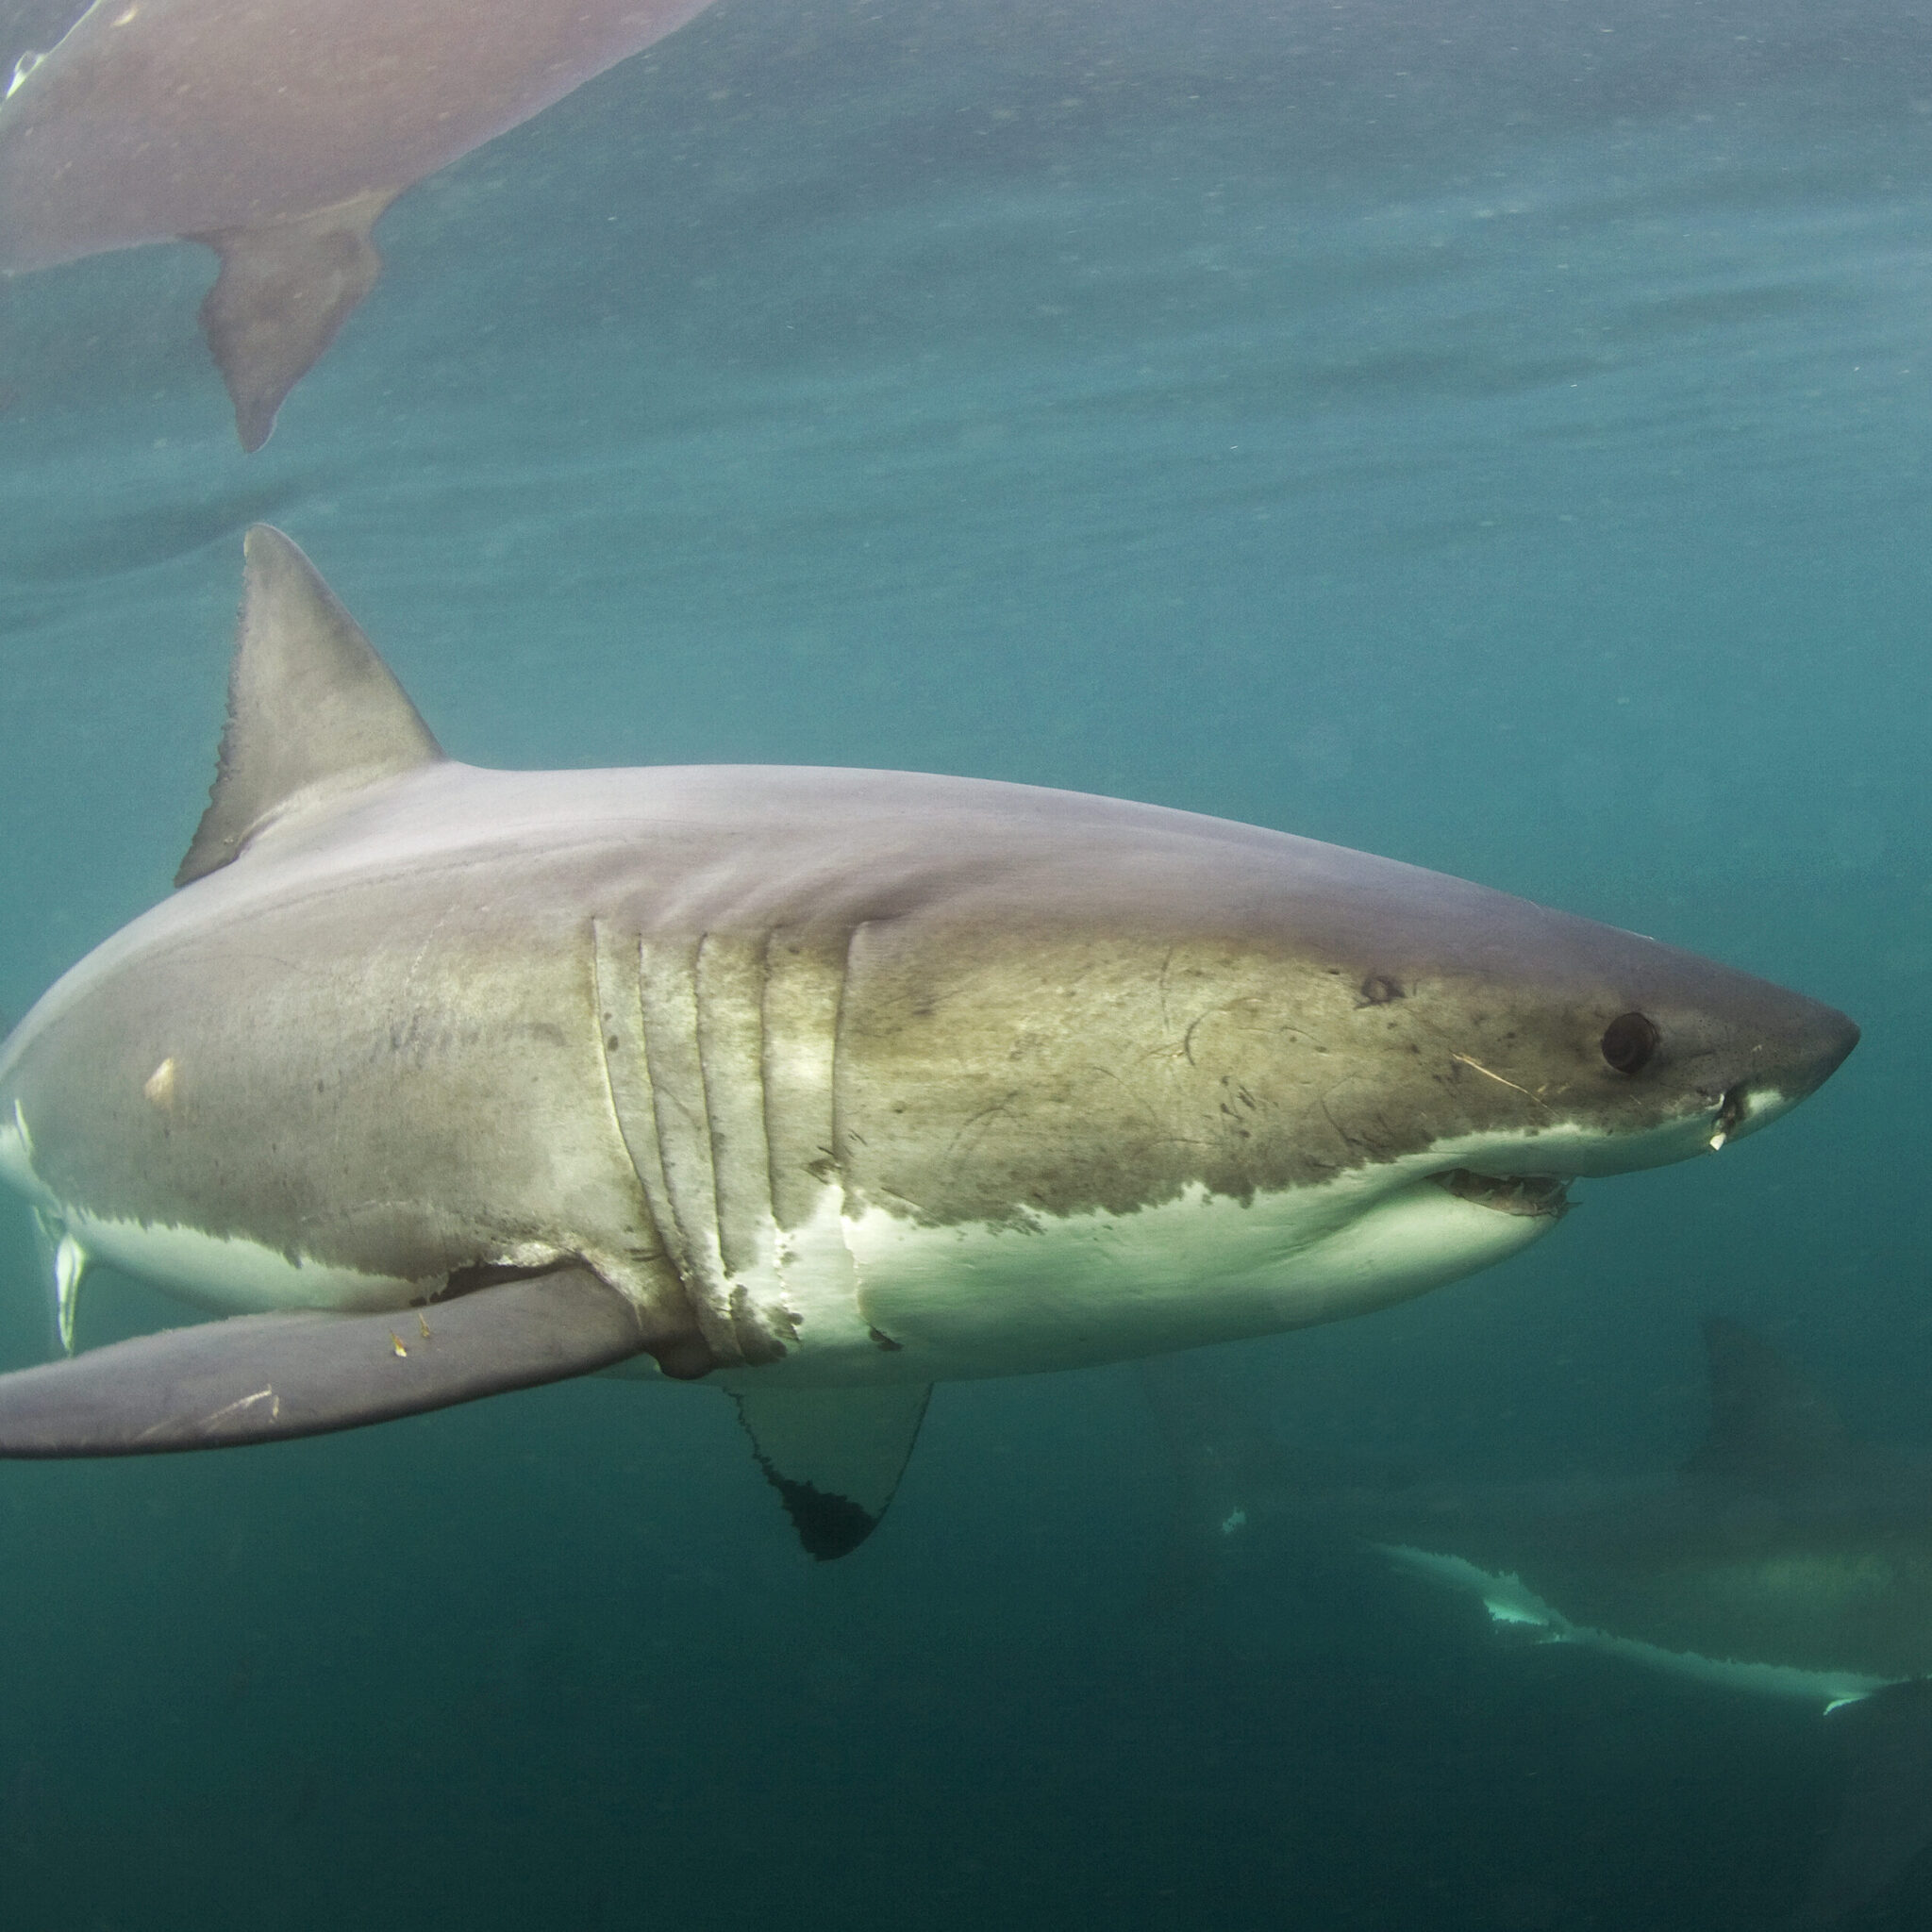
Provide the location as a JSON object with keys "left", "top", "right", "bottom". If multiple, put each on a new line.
{"left": 733, "top": 1383, "right": 932, "bottom": 1559}
{"left": 176, "top": 525, "right": 443, "bottom": 887}
{"left": 1680, "top": 1317, "right": 1855, "bottom": 1491}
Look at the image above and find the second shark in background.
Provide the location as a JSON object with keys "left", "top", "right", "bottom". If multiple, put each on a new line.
{"left": 1143, "top": 1324, "right": 1932, "bottom": 1926}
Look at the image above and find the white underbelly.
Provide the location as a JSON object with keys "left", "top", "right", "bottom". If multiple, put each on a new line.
{"left": 48, "top": 1205, "right": 418, "bottom": 1315}
{"left": 5, "top": 1098, "right": 1558, "bottom": 1382}
{"left": 730, "top": 1160, "right": 1559, "bottom": 1387}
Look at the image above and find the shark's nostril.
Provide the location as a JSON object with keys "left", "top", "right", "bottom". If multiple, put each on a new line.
{"left": 1774, "top": 1008, "right": 1859, "bottom": 1101}
{"left": 1817, "top": 1015, "right": 1860, "bottom": 1082}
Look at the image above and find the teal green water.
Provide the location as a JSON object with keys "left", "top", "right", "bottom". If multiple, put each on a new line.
{"left": 0, "top": 0, "right": 1923, "bottom": 1924}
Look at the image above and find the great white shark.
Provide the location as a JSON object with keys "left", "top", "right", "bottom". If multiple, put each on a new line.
{"left": 1143, "top": 1324, "right": 1932, "bottom": 1925}
{"left": 0, "top": 0, "right": 721, "bottom": 448}
{"left": 0, "top": 527, "right": 1857, "bottom": 1557}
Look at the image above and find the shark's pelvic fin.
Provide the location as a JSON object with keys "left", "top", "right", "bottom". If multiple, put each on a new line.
{"left": 1681, "top": 1316, "right": 1857, "bottom": 1492}
{"left": 0, "top": 1268, "right": 651, "bottom": 1455}
{"left": 733, "top": 1383, "right": 932, "bottom": 1560}
{"left": 192, "top": 190, "right": 400, "bottom": 453}
{"left": 176, "top": 525, "right": 445, "bottom": 887}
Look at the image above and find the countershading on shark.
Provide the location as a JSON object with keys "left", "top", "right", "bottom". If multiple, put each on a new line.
{"left": 0, "top": 0, "right": 719, "bottom": 448}
{"left": 1143, "top": 1322, "right": 1932, "bottom": 1924}
{"left": 0, "top": 528, "right": 1857, "bottom": 1556}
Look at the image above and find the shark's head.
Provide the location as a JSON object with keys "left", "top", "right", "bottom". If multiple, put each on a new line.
{"left": 1249, "top": 865, "right": 1862, "bottom": 1189}
{"left": 823, "top": 805, "right": 1860, "bottom": 1364}
{"left": 814, "top": 774, "right": 1860, "bottom": 1240}
{"left": 1144, "top": 858, "right": 1865, "bottom": 1309}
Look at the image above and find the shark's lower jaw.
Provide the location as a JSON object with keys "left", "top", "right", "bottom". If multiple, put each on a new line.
{"left": 1428, "top": 1169, "right": 1571, "bottom": 1220}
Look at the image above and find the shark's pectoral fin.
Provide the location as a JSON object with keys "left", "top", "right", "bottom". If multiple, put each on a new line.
{"left": 733, "top": 1383, "right": 932, "bottom": 1560}
{"left": 0, "top": 1267, "right": 654, "bottom": 1456}
{"left": 192, "top": 188, "right": 399, "bottom": 453}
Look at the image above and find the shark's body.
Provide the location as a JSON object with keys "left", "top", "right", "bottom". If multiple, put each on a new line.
{"left": 0, "top": 529, "right": 1857, "bottom": 1553}
{"left": 0, "top": 0, "right": 718, "bottom": 446}
{"left": 1144, "top": 1324, "right": 1932, "bottom": 1924}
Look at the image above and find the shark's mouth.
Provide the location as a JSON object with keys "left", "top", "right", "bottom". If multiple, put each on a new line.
{"left": 1428, "top": 1169, "right": 1571, "bottom": 1219}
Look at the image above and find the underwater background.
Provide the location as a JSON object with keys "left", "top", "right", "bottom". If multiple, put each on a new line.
{"left": 0, "top": 0, "right": 1921, "bottom": 1924}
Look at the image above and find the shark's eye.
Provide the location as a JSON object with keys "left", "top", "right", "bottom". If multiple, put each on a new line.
{"left": 1601, "top": 1011, "right": 1660, "bottom": 1074}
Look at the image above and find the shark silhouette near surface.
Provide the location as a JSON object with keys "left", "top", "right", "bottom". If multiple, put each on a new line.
{"left": 1144, "top": 1324, "right": 1932, "bottom": 1925}
{"left": 0, "top": 0, "right": 720, "bottom": 448}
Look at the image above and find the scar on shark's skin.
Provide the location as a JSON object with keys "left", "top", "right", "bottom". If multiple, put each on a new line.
{"left": 1449, "top": 1052, "right": 1552, "bottom": 1108}
{"left": 142, "top": 1384, "right": 279, "bottom": 1441}
{"left": 0, "top": 0, "right": 723, "bottom": 447}
{"left": 205, "top": 1387, "right": 278, "bottom": 1425}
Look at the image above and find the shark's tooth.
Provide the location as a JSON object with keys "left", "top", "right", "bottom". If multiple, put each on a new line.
{"left": 1708, "top": 1083, "right": 1751, "bottom": 1152}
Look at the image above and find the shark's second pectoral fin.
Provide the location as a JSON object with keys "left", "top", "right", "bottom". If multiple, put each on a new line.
{"left": 192, "top": 189, "right": 400, "bottom": 453}
{"left": 733, "top": 1383, "right": 932, "bottom": 1560}
{"left": 0, "top": 1267, "right": 654, "bottom": 1456}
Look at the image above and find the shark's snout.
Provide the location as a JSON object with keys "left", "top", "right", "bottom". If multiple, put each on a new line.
{"left": 1791, "top": 1003, "right": 1861, "bottom": 1095}
{"left": 1712, "top": 994, "right": 1858, "bottom": 1149}
{"left": 1535, "top": 945, "right": 1861, "bottom": 1168}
